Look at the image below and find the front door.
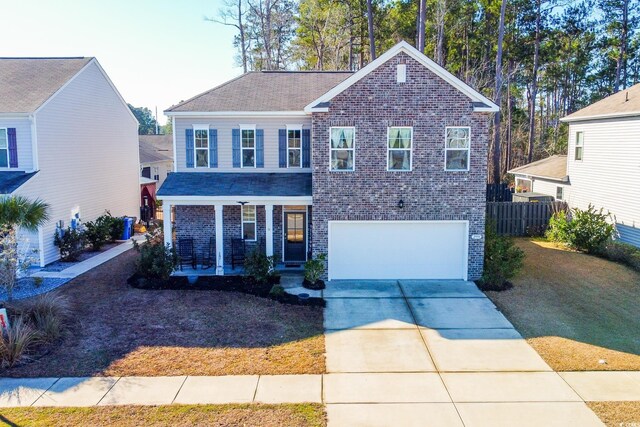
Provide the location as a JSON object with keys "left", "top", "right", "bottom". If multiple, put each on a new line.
{"left": 284, "top": 212, "right": 306, "bottom": 263}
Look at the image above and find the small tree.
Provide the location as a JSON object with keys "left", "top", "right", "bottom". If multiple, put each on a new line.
{"left": 480, "top": 223, "right": 525, "bottom": 291}
{"left": 0, "top": 196, "right": 49, "bottom": 301}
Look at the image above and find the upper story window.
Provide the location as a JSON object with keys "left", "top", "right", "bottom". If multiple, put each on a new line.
{"left": 575, "top": 132, "right": 584, "bottom": 161}
{"left": 241, "top": 127, "right": 256, "bottom": 168}
{"left": 194, "top": 127, "right": 209, "bottom": 167}
{"left": 330, "top": 127, "right": 355, "bottom": 171}
{"left": 445, "top": 126, "right": 470, "bottom": 171}
{"left": 388, "top": 127, "right": 412, "bottom": 171}
{"left": 288, "top": 128, "right": 302, "bottom": 168}
{"left": 0, "top": 128, "right": 8, "bottom": 168}
{"left": 242, "top": 205, "right": 256, "bottom": 241}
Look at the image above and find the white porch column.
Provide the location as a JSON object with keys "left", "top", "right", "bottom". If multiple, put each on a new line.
{"left": 163, "top": 202, "right": 172, "bottom": 248}
{"left": 215, "top": 205, "right": 224, "bottom": 275}
{"left": 265, "top": 204, "right": 274, "bottom": 257}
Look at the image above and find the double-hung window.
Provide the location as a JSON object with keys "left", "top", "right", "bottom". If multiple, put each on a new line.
{"left": 387, "top": 127, "right": 412, "bottom": 171}
{"left": 194, "top": 127, "right": 209, "bottom": 167}
{"left": 575, "top": 132, "right": 584, "bottom": 161}
{"left": 288, "top": 128, "right": 302, "bottom": 168}
{"left": 0, "top": 129, "right": 8, "bottom": 168}
{"left": 330, "top": 127, "right": 355, "bottom": 171}
{"left": 241, "top": 205, "right": 256, "bottom": 241}
{"left": 241, "top": 127, "right": 256, "bottom": 167}
{"left": 445, "top": 126, "right": 470, "bottom": 171}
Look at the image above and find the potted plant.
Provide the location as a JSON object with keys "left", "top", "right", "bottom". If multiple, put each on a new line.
{"left": 303, "top": 253, "right": 326, "bottom": 290}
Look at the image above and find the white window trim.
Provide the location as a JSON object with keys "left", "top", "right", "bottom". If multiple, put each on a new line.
{"left": 329, "top": 126, "right": 356, "bottom": 172}
{"left": 241, "top": 205, "right": 257, "bottom": 242}
{"left": 192, "top": 124, "right": 209, "bottom": 168}
{"left": 0, "top": 127, "right": 9, "bottom": 169}
{"left": 386, "top": 126, "right": 413, "bottom": 172}
{"left": 286, "top": 125, "right": 303, "bottom": 168}
{"left": 556, "top": 186, "right": 564, "bottom": 201}
{"left": 515, "top": 177, "right": 532, "bottom": 193}
{"left": 444, "top": 126, "right": 471, "bottom": 172}
{"left": 240, "top": 125, "right": 256, "bottom": 169}
{"left": 574, "top": 131, "right": 584, "bottom": 162}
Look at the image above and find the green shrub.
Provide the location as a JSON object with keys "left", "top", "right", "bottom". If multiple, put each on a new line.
{"left": 244, "top": 249, "right": 279, "bottom": 284}
{"left": 84, "top": 216, "right": 112, "bottom": 251}
{"left": 54, "top": 227, "right": 86, "bottom": 261}
{"left": 304, "top": 253, "right": 326, "bottom": 284}
{"left": 104, "top": 213, "right": 125, "bottom": 242}
{"left": 546, "top": 204, "right": 615, "bottom": 253}
{"left": 0, "top": 317, "right": 40, "bottom": 368}
{"left": 133, "top": 235, "right": 178, "bottom": 281}
{"left": 480, "top": 224, "right": 525, "bottom": 290}
{"left": 597, "top": 240, "right": 640, "bottom": 271}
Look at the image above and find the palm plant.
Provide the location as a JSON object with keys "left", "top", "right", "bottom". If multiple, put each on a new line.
{"left": 0, "top": 196, "right": 49, "bottom": 301}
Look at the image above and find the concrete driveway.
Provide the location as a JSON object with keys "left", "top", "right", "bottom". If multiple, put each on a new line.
{"left": 323, "top": 280, "right": 604, "bottom": 427}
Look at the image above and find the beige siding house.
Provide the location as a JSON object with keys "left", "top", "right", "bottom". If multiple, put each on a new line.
{"left": 510, "top": 83, "right": 640, "bottom": 247}
{"left": 0, "top": 57, "right": 140, "bottom": 265}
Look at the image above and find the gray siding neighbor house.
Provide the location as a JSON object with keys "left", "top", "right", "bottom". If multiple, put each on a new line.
{"left": 159, "top": 41, "right": 498, "bottom": 280}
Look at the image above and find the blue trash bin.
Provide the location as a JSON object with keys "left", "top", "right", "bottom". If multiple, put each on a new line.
{"left": 121, "top": 217, "right": 133, "bottom": 240}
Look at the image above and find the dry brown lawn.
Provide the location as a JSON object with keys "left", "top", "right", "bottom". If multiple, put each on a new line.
{"left": 587, "top": 402, "right": 640, "bottom": 427}
{"left": 2, "top": 250, "right": 324, "bottom": 377}
{"left": 485, "top": 238, "right": 640, "bottom": 371}
{"left": 0, "top": 404, "right": 326, "bottom": 427}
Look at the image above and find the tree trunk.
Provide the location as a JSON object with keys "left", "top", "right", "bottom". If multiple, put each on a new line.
{"left": 435, "top": 0, "right": 446, "bottom": 65}
{"left": 491, "top": 0, "right": 507, "bottom": 184}
{"left": 418, "top": 0, "right": 426, "bottom": 52}
{"left": 238, "top": 0, "right": 248, "bottom": 73}
{"left": 366, "top": 0, "right": 376, "bottom": 60}
{"left": 527, "top": 0, "right": 541, "bottom": 163}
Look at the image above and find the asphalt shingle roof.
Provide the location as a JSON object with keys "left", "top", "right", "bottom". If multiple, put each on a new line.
{"left": 139, "top": 135, "right": 173, "bottom": 164}
{"left": 0, "top": 57, "right": 92, "bottom": 113}
{"left": 508, "top": 155, "right": 568, "bottom": 181}
{"left": 157, "top": 172, "right": 312, "bottom": 197}
{"left": 0, "top": 171, "right": 37, "bottom": 194}
{"left": 165, "top": 71, "right": 353, "bottom": 113}
{"left": 563, "top": 83, "right": 640, "bottom": 121}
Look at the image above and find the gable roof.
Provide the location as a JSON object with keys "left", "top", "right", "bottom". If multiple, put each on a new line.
{"left": 139, "top": 137, "right": 173, "bottom": 164}
{"left": 562, "top": 83, "right": 640, "bottom": 122}
{"left": 165, "top": 71, "right": 353, "bottom": 114}
{"left": 305, "top": 41, "right": 499, "bottom": 113}
{"left": 508, "top": 155, "right": 568, "bottom": 182}
{"left": 0, "top": 57, "right": 93, "bottom": 114}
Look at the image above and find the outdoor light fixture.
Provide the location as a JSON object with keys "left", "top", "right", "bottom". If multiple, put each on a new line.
{"left": 237, "top": 201, "right": 248, "bottom": 206}
{"left": 398, "top": 199, "right": 404, "bottom": 209}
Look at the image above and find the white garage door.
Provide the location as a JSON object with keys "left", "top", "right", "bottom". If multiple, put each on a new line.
{"left": 328, "top": 221, "right": 468, "bottom": 280}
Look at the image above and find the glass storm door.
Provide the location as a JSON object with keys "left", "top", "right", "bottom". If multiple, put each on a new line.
{"left": 284, "top": 212, "right": 306, "bottom": 262}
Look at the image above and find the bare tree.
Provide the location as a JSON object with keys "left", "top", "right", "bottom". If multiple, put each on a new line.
{"left": 527, "top": 0, "right": 542, "bottom": 163}
{"left": 491, "top": 0, "right": 508, "bottom": 184}
{"left": 417, "top": 0, "right": 427, "bottom": 52}
{"left": 206, "top": 0, "right": 249, "bottom": 73}
{"left": 366, "top": 0, "right": 376, "bottom": 60}
{"left": 435, "top": 0, "right": 447, "bottom": 65}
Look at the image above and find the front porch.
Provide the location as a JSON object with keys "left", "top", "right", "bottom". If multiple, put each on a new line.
{"left": 157, "top": 172, "right": 313, "bottom": 275}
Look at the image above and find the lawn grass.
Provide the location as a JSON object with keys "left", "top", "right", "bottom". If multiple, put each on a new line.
{"left": 0, "top": 403, "right": 326, "bottom": 427}
{"left": 1, "top": 250, "right": 324, "bottom": 377}
{"left": 485, "top": 238, "right": 640, "bottom": 371}
{"left": 587, "top": 402, "right": 640, "bottom": 427}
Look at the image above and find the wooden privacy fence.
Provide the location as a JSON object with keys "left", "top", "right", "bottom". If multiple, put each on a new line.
{"left": 486, "top": 183, "right": 513, "bottom": 202}
{"left": 486, "top": 201, "right": 568, "bottom": 236}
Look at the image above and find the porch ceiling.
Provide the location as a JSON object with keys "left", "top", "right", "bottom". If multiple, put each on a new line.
{"left": 157, "top": 172, "right": 312, "bottom": 198}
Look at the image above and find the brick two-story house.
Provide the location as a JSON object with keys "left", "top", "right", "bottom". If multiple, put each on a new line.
{"left": 159, "top": 41, "right": 498, "bottom": 280}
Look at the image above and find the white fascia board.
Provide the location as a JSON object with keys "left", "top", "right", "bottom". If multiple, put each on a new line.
{"left": 0, "top": 113, "right": 30, "bottom": 119}
{"left": 304, "top": 40, "right": 499, "bottom": 113}
{"left": 560, "top": 111, "right": 640, "bottom": 123}
{"left": 164, "top": 111, "right": 309, "bottom": 118}
{"left": 508, "top": 170, "right": 568, "bottom": 183}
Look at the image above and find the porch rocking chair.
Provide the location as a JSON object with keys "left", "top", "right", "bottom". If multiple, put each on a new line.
{"left": 202, "top": 237, "right": 215, "bottom": 270}
{"left": 231, "top": 238, "right": 246, "bottom": 270}
{"left": 177, "top": 238, "right": 197, "bottom": 271}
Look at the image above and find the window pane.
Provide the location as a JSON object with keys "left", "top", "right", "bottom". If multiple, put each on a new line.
{"left": 575, "top": 146, "right": 583, "bottom": 160}
{"left": 0, "top": 151, "right": 7, "bottom": 168}
{"left": 243, "top": 222, "right": 256, "bottom": 240}
{"left": 242, "top": 149, "right": 255, "bottom": 167}
{"left": 243, "top": 206, "right": 256, "bottom": 221}
{"left": 446, "top": 149, "right": 469, "bottom": 170}
{"left": 288, "top": 149, "right": 301, "bottom": 167}
{"left": 389, "top": 150, "right": 411, "bottom": 170}
{"left": 0, "top": 130, "right": 6, "bottom": 149}
{"left": 331, "top": 128, "right": 354, "bottom": 149}
{"left": 388, "top": 128, "right": 401, "bottom": 148}
{"left": 195, "top": 129, "right": 208, "bottom": 148}
{"left": 196, "top": 150, "right": 208, "bottom": 167}
{"left": 576, "top": 132, "right": 583, "bottom": 146}
{"left": 389, "top": 127, "right": 411, "bottom": 149}
{"left": 242, "top": 129, "right": 255, "bottom": 148}
{"left": 556, "top": 186, "right": 563, "bottom": 200}
{"left": 331, "top": 150, "right": 354, "bottom": 170}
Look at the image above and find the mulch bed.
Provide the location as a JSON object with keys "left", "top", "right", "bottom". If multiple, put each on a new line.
{"left": 128, "top": 274, "right": 325, "bottom": 307}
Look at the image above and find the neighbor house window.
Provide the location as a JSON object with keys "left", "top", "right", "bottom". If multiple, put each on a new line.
{"left": 288, "top": 128, "right": 302, "bottom": 168}
{"left": 515, "top": 177, "right": 532, "bottom": 193}
{"left": 0, "top": 129, "right": 8, "bottom": 168}
{"left": 388, "top": 127, "right": 412, "bottom": 171}
{"left": 445, "top": 127, "right": 470, "bottom": 171}
{"left": 241, "top": 127, "right": 256, "bottom": 167}
{"left": 556, "top": 186, "right": 564, "bottom": 200}
{"left": 242, "top": 205, "right": 256, "bottom": 241}
{"left": 153, "top": 166, "right": 160, "bottom": 181}
{"left": 575, "top": 132, "right": 584, "bottom": 161}
{"left": 330, "top": 127, "right": 355, "bottom": 171}
{"left": 194, "top": 128, "right": 209, "bottom": 167}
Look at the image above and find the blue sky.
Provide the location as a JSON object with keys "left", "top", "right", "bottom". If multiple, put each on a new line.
{"left": 0, "top": 0, "right": 242, "bottom": 124}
